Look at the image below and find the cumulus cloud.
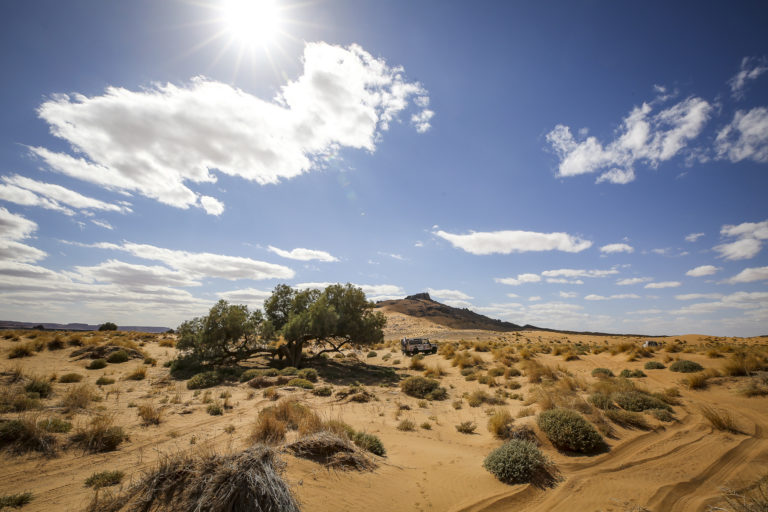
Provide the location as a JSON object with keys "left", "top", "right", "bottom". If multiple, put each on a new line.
{"left": 199, "top": 196, "right": 224, "bottom": 216}
{"left": 541, "top": 268, "right": 619, "bottom": 278}
{"left": 31, "top": 42, "right": 431, "bottom": 215}
{"left": 545, "top": 278, "right": 584, "bottom": 285}
{"left": 433, "top": 229, "right": 592, "bottom": 255}
{"left": 686, "top": 265, "right": 720, "bottom": 277}
{"left": 584, "top": 293, "right": 641, "bottom": 301}
{"left": 0, "top": 175, "right": 131, "bottom": 216}
{"left": 715, "top": 107, "right": 768, "bottom": 163}
{"left": 0, "top": 208, "right": 46, "bottom": 264}
{"left": 725, "top": 266, "right": 768, "bottom": 284}
{"left": 495, "top": 274, "right": 541, "bottom": 286}
{"left": 74, "top": 259, "right": 200, "bottom": 289}
{"left": 645, "top": 281, "right": 682, "bottom": 289}
{"left": 600, "top": 243, "right": 634, "bottom": 254}
{"left": 616, "top": 277, "right": 652, "bottom": 285}
{"left": 714, "top": 219, "right": 768, "bottom": 260}
{"left": 77, "top": 241, "right": 295, "bottom": 280}
{"left": 294, "top": 282, "right": 404, "bottom": 301}
{"left": 426, "top": 288, "right": 473, "bottom": 301}
{"left": 728, "top": 57, "right": 768, "bottom": 99}
{"left": 547, "top": 96, "right": 711, "bottom": 184}
{"left": 671, "top": 291, "right": 768, "bottom": 316}
{"left": 267, "top": 245, "right": 338, "bottom": 262}
{"left": 685, "top": 232, "right": 705, "bottom": 243}
{"left": 675, "top": 293, "right": 724, "bottom": 300}
{"left": 217, "top": 288, "right": 272, "bottom": 308}
{"left": 558, "top": 291, "right": 578, "bottom": 298}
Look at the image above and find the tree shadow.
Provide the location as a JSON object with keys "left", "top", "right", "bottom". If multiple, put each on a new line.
{"left": 308, "top": 358, "right": 401, "bottom": 386}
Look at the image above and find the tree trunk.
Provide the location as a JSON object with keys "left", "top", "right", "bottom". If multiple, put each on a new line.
{"left": 286, "top": 341, "right": 303, "bottom": 367}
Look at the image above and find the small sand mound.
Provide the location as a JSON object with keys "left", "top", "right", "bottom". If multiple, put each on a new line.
{"left": 287, "top": 431, "right": 376, "bottom": 471}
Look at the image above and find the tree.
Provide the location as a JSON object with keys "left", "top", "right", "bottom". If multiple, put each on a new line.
{"left": 266, "top": 283, "right": 386, "bottom": 367}
{"left": 98, "top": 322, "right": 118, "bottom": 331}
{"left": 176, "top": 300, "right": 274, "bottom": 366}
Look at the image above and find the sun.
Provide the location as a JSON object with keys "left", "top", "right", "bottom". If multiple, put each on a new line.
{"left": 220, "top": 0, "right": 282, "bottom": 47}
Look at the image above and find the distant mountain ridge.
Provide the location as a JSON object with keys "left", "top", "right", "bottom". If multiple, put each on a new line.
{"left": 0, "top": 320, "right": 170, "bottom": 333}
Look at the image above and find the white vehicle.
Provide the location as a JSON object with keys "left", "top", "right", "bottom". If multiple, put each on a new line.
{"left": 400, "top": 337, "right": 438, "bottom": 356}
{"left": 642, "top": 340, "right": 660, "bottom": 348}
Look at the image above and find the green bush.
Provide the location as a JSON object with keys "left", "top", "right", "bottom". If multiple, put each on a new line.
{"left": 206, "top": 403, "right": 223, "bottom": 415}
{"left": 85, "top": 470, "right": 124, "bottom": 489}
{"left": 644, "top": 361, "right": 665, "bottom": 370}
{"left": 239, "top": 369, "right": 262, "bottom": 382}
{"left": 619, "top": 369, "right": 646, "bottom": 378}
{"left": 483, "top": 439, "right": 548, "bottom": 484}
{"left": 38, "top": 417, "right": 72, "bottom": 433}
{"left": 186, "top": 371, "right": 222, "bottom": 390}
{"left": 297, "top": 368, "right": 318, "bottom": 382}
{"left": 612, "top": 391, "right": 671, "bottom": 412}
{"left": 669, "top": 360, "right": 703, "bottom": 373}
{"left": 455, "top": 421, "right": 477, "bottom": 434}
{"left": 25, "top": 377, "right": 52, "bottom": 398}
{"left": 537, "top": 408, "right": 604, "bottom": 453}
{"left": 87, "top": 359, "right": 107, "bottom": 370}
{"left": 400, "top": 376, "right": 447, "bottom": 400}
{"left": 591, "top": 368, "right": 614, "bottom": 378}
{"left": 588, "top": 392, "right": 616, "bottom": 410}
{"left": 98, "top": 322, "right": 118, "bottom": 331}
{"left": 367, "top": 351, "right": 377, "bottom": 358}
{"left": 312, "top": 386, "right": 333, "bottom": 397}
{"left": 287, "top": 378, "right": 314, "bottom": 390}
{"left": 605, "top": 409, "right": 650, "bottom": 429}
{"left": 59, "top": 373, "right": 83, "bottom": 383}
{"left": 279, "top": 367, "right": 298, "bottom": 376}
{"left": 106, "top": 350, "right": 130, "bottom": 364}
{"left": 352, "top": 432, "right": 386, "bottom": 456}
{"left": 96, "top": 377, "right": 115, "bottom": 386}
{"left": 0, "top": 492, "right": 33, "bottom": 508}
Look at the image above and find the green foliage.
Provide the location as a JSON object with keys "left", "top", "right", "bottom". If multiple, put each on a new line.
{"left": 619, "top": 369, "right": 646, "bottom": 378}
{"left": 367, "top": 351, "right": 377, "bottom": 358}
{"left": 455, "top": 421, "right": 477, "bottom": 434}
{"left": 38, "top": 417, "right": 72, "bottom": 433}
{"left": 297, "top": 368, "right": 318, "bottom": 382}
{"left": 483, "top": 439, "right": 548, "bottom": 484}
{"left": 352, "top": 432, "right": 385, "bottom": 456}
{"left": 400, "top": 376, "right": 447, "bottom": 400}
{"left": 0, "top": 492, "right": 33, "bottom": 508}
{"left": 186, "top": 371, "right": 222, "bottom": 390}
{"left": 612, "top": 391, "right": 671, "bottom": 412}
{"left": 588, "top": 392, "right": 616, "bottom": 410}
{"left": 669, "top": 360, "right": 704, "bottom": 373}
{"left": 106, "top": 350, "right": 130, "bottom": 363}
{"left": 98, "top": 322, "right": 118, "bottom": 331}
{"left": 287, "top": 378, "right": 314, "bottom": 389}
{"left": 644, "top": 361, "right": 666, "bottom": 370}
{"left": 537, "top": 408, "right": 604, "bottom": 453}
{"left": 605, "top": 409, "right": 650, "bottom": 429}
{"left": 95, "top": 377, "right": 115, "bottom": 386}
{"left": 279, "top": 367, "right": 298, "bottom": 376}
{"left": 206, "top": 403, "right": 223, "bottom": 416}
{"left": 25, "top": 376, "right": 52, "bottom": 398}
{"left": 312, "top": 386, "right": 333, "bottom": 397}
{"left": 85, "top": 470, "right": 124, "bottom": 489}
{"left": 87, "top": 359, "right": 107, "bottom": 370}
{"left": 591, "top": 368, "right": 614, "bottom": 378}
{"left": 176, "top": 300, "right": 274, "bottom": 366}
{"left": 59, "top": 373, "right": 83, "bottom": 383}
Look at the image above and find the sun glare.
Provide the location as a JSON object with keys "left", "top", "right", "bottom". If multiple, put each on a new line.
{"left": 221, "top": 0, "right": 281, "bottom": 47}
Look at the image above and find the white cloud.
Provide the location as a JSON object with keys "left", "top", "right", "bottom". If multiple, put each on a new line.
{"left": 217, "top": 288, "right": 271, "bottom": 308}
{"left": 528, "top": 296, "right": 542, "bottom": 301}
{"left": 716, "top": 107, "right": 768, "bottom": 163}
{"left": 426, "top": 288, "right": 473, "bottom": 301}
{"left": 267, "top": 245, "right": 338, "bottom": 262}
{"left": 616, "top": 277, "right": 651, "bottom": 285}
{"left": 294, "top": 282, "right": 404, "bottom": 301}
{"left": 199, "top": 195, "right": 224, "bottom": 216}
{"left": 686, "top": 265, "right": 720, "bottom": 277}
{"left": 645, "top": 281, "right": 682, "bottom": 289}
{"left": 600, "top": 243, "right": 634, "bottom": 254}
{"left": 726, "top": 266, "right": 768, "bottom": 284}
{"left": 506, "top": 293, "right": 519, "bottom": 298}
{"left": 434, "top": 229, "right": 592, "bottom": 255}
{"left": 714, "top": 219, "right": 768, "bottom": 260}
{"left": 411, "top": 108, "right": 435, "bottom": 133}
{"left": 728, "top": 57, "right": 768, "bottom": 99}
{"left": 0, "top": 208, "right": 46, "bottom": 263}
{"left": 685, "top": 232, "right": 705, "bottom": 243}
{"left": 547, "top": 96, "right": 711, "bottom": 184}
{"left": 79, "top": 241, "right": 295, "bottom": 280}
{"left": 584, "top": 293, "right": 641, "bottom": 301}
{"left": 443, "top": 300, "right": 473, "bottom": 309}
{"left": 558, "top": 291, "right": 578, "bottom": 298}
{"left": 1, "top": 175, "right": 130, "bottom": 215}
{"left": 91, "top": 219, "right": 113, "bottom": 230}
{"left": 495, "top": 273, "right": 541, "bottom": 286}
{"left": 671, "top": 291, "right": 768, "bottom": 316}
{"left": 0, "top": 183, "right": 75, "bottom": 215}
{"left": 545, "top": 278, "right": 584, "bottom": 285}
{"left": 31, "top": 42, "right": 431, "bottom": 215}
{"left": 541, "top": 268, "right": 619, "bottom": 278}
{"left": 675, "top": 293, "right": 724, "bottom": 300}
{"left": 74, "top": 259, "right": 200, "bottom": 289}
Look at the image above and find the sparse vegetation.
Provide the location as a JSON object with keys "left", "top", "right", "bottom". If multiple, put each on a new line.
{"left": 0, "top": 492, "right": 34, "bottom": 509}
{"left": 106, "top": 350, "right": 130, "bottom": 363}
{"left": 483, "top": 439, "right": 549, "bottom": 484}
{"left": 644, "top": 361, "right": 665, "bottom": 370}
{"left": 84, "top": 470, "right": 124, "bottom": 489}
{"left": 487, "top": 408, "right": 514, "bottom": 439}
{"left": 87, "top": 359, "right": 107, "bottom": 370}
{"left": 126, "top": 366, "right": 147, "bottom": 380}
{"left": 700, "top": 405, "right": 740, "bottom": 433}
{"left": 0, "top": 416, "right": 57, "bottom": 455}
{"left": 605, "top": 409, "right": 650, "bottom": 429}
{"left": 186, "top": 371, "right": 222, "bottom": 389}
{"left": 70, "top": 415, "right": 127, "bottom": 452}
{"left": 137, "top": 403, "right": 162, "bottom": 425}
{"left": 58, "top": 373, "right": 83, "bottom": 383}
{"left": 669, "top": 360, "right": 704, "bottom": 373}
{"left": 397, "top": 419, "right": 416, "bottom": 431}
{"left": 537, "top": 408, "right": 604, "bottom": 453}
{"left": 400, "top": 376, "right": 447, "bottom": 400}
{"left": 455, "top": 421, "right": 477, "bottom": 434}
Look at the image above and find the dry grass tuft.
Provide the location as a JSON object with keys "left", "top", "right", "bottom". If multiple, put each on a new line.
{"left": 0, "top": 415, "right": 58, "bottom": 455}
{"left": 287, "top": 431, "right": 376, "bottom": 471}
{"left": 700, "top": 405, "right": 740, "bottom": 433}
{"left": 70, "top": 415, "right": 127, "bottom": 452}
{"left": 487, "top": 409, "right": 514, "bottom": 439}
{"left": 138, "top": 403, "right": 163, "bottom": 425}
{"left": 61, "top": 383, "right": 98, "bottom": 412}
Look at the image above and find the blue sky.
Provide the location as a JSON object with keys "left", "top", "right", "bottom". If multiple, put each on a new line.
{"left": 1, "top": 0, "right": 767, "bottom": 335}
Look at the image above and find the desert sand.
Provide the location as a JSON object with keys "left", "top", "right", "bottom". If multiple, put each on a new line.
{"left": 1, "top": 313, "right": 767, "bottom": 512}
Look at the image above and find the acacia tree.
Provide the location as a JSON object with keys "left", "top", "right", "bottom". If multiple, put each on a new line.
{"left": 176, "top": 300, "right": 274, "bottom": 366}
{"left": 264, "top": 283, "right": 386, "bottom": 367}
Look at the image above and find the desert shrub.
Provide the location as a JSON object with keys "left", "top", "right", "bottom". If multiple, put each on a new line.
{"left": 537, "top": 408, "right": 604, "bottom": 453}
{"left": 187, "top": 371, "right": 222, "bottom": 389}
{"left": 487, "top": 409, "right": 514, "bottom": 439}
{"left": 87, "top": 359, "right": 107, "bottom": 370}
{"left": 138, "top": 403, "right": 162, "bottom": 425}
{"left": 0, "top": 417, "right": 57, "bottom": 455}
{"left": 47, "top": 337, "right": 65, "bottom": 350}
{"left": 420, "top": 422, "right": 432, "bottom": 430}
{"left": 144, "top": 357, "right": 157, "bottom": 366}
{"left": 287, "top": 431, "right": 375, "bottom": 471}
{"left": 24, "top": 376, "right": 52, "bottom": 398}
{"left": 352, "top": 432, "right": 385, "bottom": 456}
{"left": 400, "top": 376, "right": 447, "bottom": 400}
{"left": 239, "top": 369, "right": 262, "bottom": 382}
{"left": 619, "top": 369, "right": 646, "bottom": 378}
{"left": 0, "top": 387, "right": 40, "bottom": 413}
{"left": 158, "top": 338, "right": 175, "bottom": 347}
{"left": 717, "top": 474, "right": 768, "bottom": 512}
{"left": 591, "top": 368, "right": 614, "bottom": 378}
{"left": 669, "top": 360, "right": 704, "bottom": 373}
{"left": 612, "top": 390, "right": 671, "bottom": 412}
{"left": 287, "top": 378, "right": 314, "bottom": 389}
{"left": 605, "top": 409, "right": 650, "bottom": 429}
{"left": 279, "top": 367, "right": 298, "bottom": 376}
{"left": 455, "top": 421, "right": 477, "bottom": 434}
{"left": 700, "top": 405, "right": 740, "bottom": 433}
{"left": 106, "top": 350, "right": 130, "bottom": 364}
{"left": 251, "top": 415, "right": 287, "bottom": 444}
{"left": 424, "top": 364, "right": 446, "bottom": 378}
{"left": 126, "top": 366, "right": 146, "bottom": 380}
{"left": 207, "top": 403, "right": 223, "bottom": 416}
{"left": 312, "top": 385, "right": 333, "bottom": 397}
{"left": 452, "top": 399, "right": 463, "bottom": 410}
{"left": 367, "top": 351, "right": 377, "bottom": 358}
{"left": 85, "top": 470, "right": 124, "bottom": 489}
{"left": 589, "top": 392, "right": 616, "bottom": 410}
{"left": 98, "top": 322, "right": 118, "bottom": 331}
{"left": 297, "top": 368, "right": 318, "bottom": 382}
{"left": 59, "top": 373, "right": 83, "bottom": 383}
{"left": 397, "top": 419, "right": 416, "bottom": 431}
{"left": 410, "top": 355, "right": 426, "bottom": 371}
{"left": 474, "top": 341, "right": 491, "bottom": 352}
{"left": 61, "top": 383, "right": 98, "bottom": 411}
{"left": 38, "top": 417, "right": 72, "bottom": 433}
{"left": 650, "top": 409, "right": 675, "bottom": 422}
{"left": 95, "top": 376, "right": 115, "bottom": 386}
{"left": 0, "top": 492, "right": 34, "bottom": 508}
{"left": 683, "top": 371, "right": 713, "bottom": 390}
{"left": 740, "top": 377, "right": 768, "bottom": 397}
{"left": 70, "top": 415, "right": 127, "bottom": 452}
{"left": 722, "top": 351, "right": 766, "bottom": 377}
{"left": 483, "top": 439, "right": 549, "bottom": 484}
{"left": 522, "top": 360, "right": 557, "bottom": 383}
{"left": 644, "top": 361, "right": 665, "bottom": 370}
{"left": 8, "top": 344, "right": 34, "bottom": 358}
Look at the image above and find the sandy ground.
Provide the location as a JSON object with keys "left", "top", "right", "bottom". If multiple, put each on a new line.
{"left": 1, "top": 317, "right": 767, "bottom": 512}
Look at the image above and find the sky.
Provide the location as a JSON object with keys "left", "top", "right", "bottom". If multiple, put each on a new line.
{"left": 1, "top": 0, "right": 767, "bottom": 336}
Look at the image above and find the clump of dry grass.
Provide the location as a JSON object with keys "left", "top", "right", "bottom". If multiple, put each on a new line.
{"left": 456, "top": 421, "right": 477, "bottom": 434}
{"left": 85, "top": 470, "right": 124, "bottom": 489}
{"left": 61, "top": 383, "right": 98, "bottom": 412}
{"left": 409, "top": 355, "right": 426, "bottom": 371}
{"left": 487, "top": 409, "right": 514, "bottom": 439}
{"left": 138, "top": 403, "right": 162, "bottom": 425}
{"left": 70, "top": 415, "right": 127, "bottom": 452}
{"left": 740, "top": 377, "right": 768, "bottom": 397}
{"left": 604, "top": 409, "right": 650, "bottom": 430}
{"left": 397, "top": 419, "right": 416, "bottom": 431}
{"left": 287, "top": 431, "right": 375, "bottom": 471}
{"left": 0, "top": 415, "right": 58, "bottom": 455}
{"left": 683, "top": 368, "right": 720, "bottom": 390}
{"left": 251, "top": 414, "right": 287, "bottom": 445}
{"left": 722, "top": 351, "right": 767, "bottom": 377}
{"left": 717, "top": 474, "right": 768, "bottom": 512}
{"left": 521, "top": 360, "right": 558, "bottom": 383}
{"left": 86, "top": 446, "right": 299, "bottom": 512}
{"left": 125, "top": 366, "right": 147, "bottom": 380}
{"left": 700, "top": 405, "right": 740, "bottom": 433}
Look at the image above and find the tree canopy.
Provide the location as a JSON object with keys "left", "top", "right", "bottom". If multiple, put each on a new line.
{"left": 98, "top": 322, "right": 117, "bottom": 331}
